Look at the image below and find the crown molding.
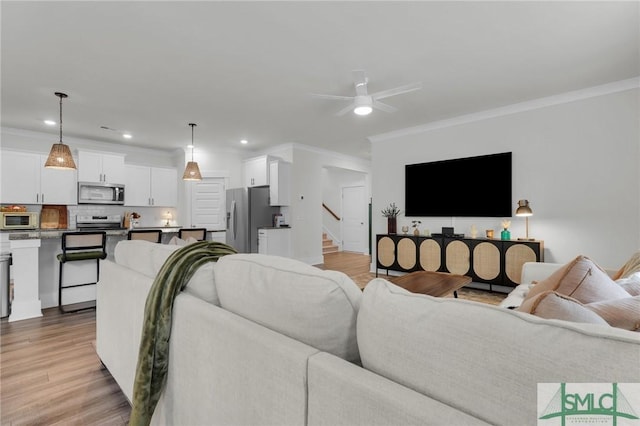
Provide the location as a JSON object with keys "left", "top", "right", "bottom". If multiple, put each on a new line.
{"left": 369, "top": 77, "right": 640, "bottom": 143}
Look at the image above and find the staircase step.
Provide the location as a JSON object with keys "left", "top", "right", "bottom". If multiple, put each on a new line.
{"left": 323, "top": 245, "right": 339, "bottom": 254}
{"left": 322, "top": 233, "right": 339, "bottom": 253}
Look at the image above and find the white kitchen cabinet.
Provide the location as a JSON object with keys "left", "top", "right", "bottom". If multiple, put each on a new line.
{"left": 258, "top": 228, "right": 291, "bottom": 257}
{"left": 243, "top": 155, "right": 278, "bottom": 187}
{"left": 0, "top": 150, "right": 77, "bottom": 205}
{"left": 78, "top": 151, "right": 126, "bottom": 184}
{"left": 125, "top": 165, "right": 177, "bottom": 207}
{"left": 269, "top": 160, "right": 291, "bottom": 206}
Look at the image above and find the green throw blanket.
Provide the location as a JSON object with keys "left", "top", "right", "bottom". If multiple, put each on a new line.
{"left": 129, "top": 241, "right": 237, "bottom": 426}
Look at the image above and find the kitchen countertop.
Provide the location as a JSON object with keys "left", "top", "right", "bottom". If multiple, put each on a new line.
{"left": 4, "top": 227, "right": 226, "bottom": 240}
{"left": 259, "top": 226, "right": 291, "bottom": 230}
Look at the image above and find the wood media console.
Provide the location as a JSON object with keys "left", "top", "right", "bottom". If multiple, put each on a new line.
{"left": 376, "top": 234, "right": 544, "bottom": 291}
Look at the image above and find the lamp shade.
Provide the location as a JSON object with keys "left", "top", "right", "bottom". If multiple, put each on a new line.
{"left": 44, "top": 142, "right": 76, "bottom": 169}
{"left": 182, "top": 161, "right": 202, "bottom": 181}
{"left": 45, "top": 92, "right": 76, "bottom": 170}
{"left": 515, "top": 199, "right": 533, "bottom": 216}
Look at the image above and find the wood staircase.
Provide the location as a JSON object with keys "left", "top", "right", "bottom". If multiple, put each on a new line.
{"left": 322, "top": 233, "right": 339, "bottom": 254}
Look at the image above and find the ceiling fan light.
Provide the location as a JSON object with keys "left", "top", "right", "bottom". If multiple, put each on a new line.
{"left": 353, "top": 95, "right": 373, "bottom": 116}
{"left": 354, "top": 105, "right": 372, "bottom": 116}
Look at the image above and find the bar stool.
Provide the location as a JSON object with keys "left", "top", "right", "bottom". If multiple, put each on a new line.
{"left": 57, "top": 231, "right": 107, "bottom": 313}
{"left": 178, "top": 228, "right": 207, "bottom": 241}
{"left": 128, "top": 229, "right": 162, "bottom": 243}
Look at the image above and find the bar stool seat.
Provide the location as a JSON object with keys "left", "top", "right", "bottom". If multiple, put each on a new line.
{"left": 58, "top": 231, "right": 107, "bottom": 313}
{"left": 128, "top": 229, "right": 163, "bottom": 243}
{"left": 178, "top": 228, "right": 207, "bottom": 241}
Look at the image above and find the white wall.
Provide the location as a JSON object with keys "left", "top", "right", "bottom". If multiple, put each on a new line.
{"left": 322, "top": 167, "right": 368, "bottom": 248}
{"left": 252, "top": 144, "right": 371, "bottom": 265}
{"left": 371, "top": 84, "right": 640, "bottom": 269}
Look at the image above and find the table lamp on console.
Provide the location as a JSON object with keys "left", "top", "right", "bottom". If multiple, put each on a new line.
{"left": 515, "top": 199, "right": 534, "bottom": 241}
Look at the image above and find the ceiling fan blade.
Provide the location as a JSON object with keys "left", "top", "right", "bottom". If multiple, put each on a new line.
{"left": 310, "top": 93, "right": 354, "bottom": 101}
{"left": 372, "top": 100, "right": 398, "bottom": 113}
{"left": 371, "top": 82, "right": 422, "bottom": 101}
{"left": 352, "top": 69, "right": 369, "bottom": 96}
{"left": 336, "top": 102, "right": 356, "bottom": 116}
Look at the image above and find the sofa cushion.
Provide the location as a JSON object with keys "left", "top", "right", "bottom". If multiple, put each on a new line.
{"left": 115, "top": 240, "right": 180, "bottom": 278}
{"left": 586, "top": 296, "right": 640, "bottom": 331}
{"left": 517, "top": 290, "right": 609, "bottom": 325}
{"left": 357, "top": 278, "right": 640, "bottom": 425}
{"left": 113, "top": 240, "right": 219, "bottom": 305}
{"left": 524, "top": 255, "right": 630, "bottom": 304}
{"left": 214, "top": 253, "right": 362, "bottom": 363}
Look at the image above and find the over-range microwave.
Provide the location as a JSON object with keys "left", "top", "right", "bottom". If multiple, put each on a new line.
{"left": 78, "top": 182, "right": 125, "bottom": 205}
{"left": 0, "top": 212, "right": 39, "bottom": 230}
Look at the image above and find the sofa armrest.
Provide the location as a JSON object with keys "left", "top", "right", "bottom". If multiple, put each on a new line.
{"left": 96, "top": 259, "right": 154, "bottom": 402}
{"left": 520, "top": 261, "right": 564, "bottom": 285}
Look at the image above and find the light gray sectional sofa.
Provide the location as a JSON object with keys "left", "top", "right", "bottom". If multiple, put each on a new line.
{"left": 96, "top": 240, "right": 640, "bottom": 425}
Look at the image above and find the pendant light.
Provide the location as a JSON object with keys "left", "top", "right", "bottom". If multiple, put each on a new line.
{"left": 182, "top": 123, "right": 202, "bottom": 181}
{"left": 44, "top": 92, "right": 77, "bottom": 170}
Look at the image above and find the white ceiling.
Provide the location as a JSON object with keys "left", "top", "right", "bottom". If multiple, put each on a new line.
{"left": 2, "top": 1, "right": 638, "bottom": 160}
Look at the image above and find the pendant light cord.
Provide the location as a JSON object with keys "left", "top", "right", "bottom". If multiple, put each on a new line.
{"left": 55, "top": 92, "right": 68, "bottom": 143}
{"left": 59, "top": 94, "right": 63, "bottom": 143}
{"left": 189, "top": 123, "right": 197, "bottom": 161}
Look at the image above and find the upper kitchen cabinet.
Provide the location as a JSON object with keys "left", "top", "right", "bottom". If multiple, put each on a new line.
{"left": 243, "top": 155, "right": 278, "bottom": 187}
{"left": 0, "top": 150, "right": 77, "bottom": 205}
{"left": 269, "top": 159, "right": 291, "bottom": 206}
{"left": 78, "top": 151, "right": 126, "bottom": 184}
{"left": 125, "top": 165, "right": 177, "bottom": 207}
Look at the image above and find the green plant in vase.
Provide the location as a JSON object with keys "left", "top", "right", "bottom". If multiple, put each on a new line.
{"left": 382, "top": 202, "right": 400, "bottom": 234}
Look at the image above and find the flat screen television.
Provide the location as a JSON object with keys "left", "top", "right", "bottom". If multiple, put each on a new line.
{"left": 405, "top": 152, "right": 512, "bottom": 217}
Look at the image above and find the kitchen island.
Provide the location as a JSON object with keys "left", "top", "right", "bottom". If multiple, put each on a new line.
{"left": 1, "top": 227, "right": 226, "bottom": 321}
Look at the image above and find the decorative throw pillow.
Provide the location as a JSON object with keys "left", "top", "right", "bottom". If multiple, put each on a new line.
{"left": 524, "top": 255, "right": 630, "bottom": 304}
{"left": 168, "top": 236, "right": 187, "bottom": 246}
{"left": 612, "top": 251, "right": 640, "bottom": 280}
{"left": 168, "top": 236, "right": 199, "bottom": 246}
{"left": 518, "top": 290, "right": 609, "bottom": 325}
{"left": 619, "top": 281, "right": 640, "bottom": 297}
{"left": 586, "top": 296, "right": 640, "bottom": 331}
{"left": 616, "top": 272, "right": 640, "bottom": 296}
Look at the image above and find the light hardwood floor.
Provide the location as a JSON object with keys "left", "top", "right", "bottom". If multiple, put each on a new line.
{"left": 0, "top": 251, "right": 505, "bottom": 425}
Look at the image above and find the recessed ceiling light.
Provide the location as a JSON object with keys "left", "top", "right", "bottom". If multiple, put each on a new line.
{"left": 44, "top": 120, "right": 56, "bottom": 126}
{"left": 187, "top": 144, "right": 194, "bottom": 149}
{"left": 240, "top": 139, "right": 248, "bottom": 145}
{"left": 123, "top": 133, "right": 132, "bottom": 139}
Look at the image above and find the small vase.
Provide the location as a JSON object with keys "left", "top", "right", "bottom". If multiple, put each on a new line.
{"left": 387, "top": 217, "right": 397, "bottom": 234}
{"left": 413, "top": 228, "right": 420, "bottom": 236}
{"left": 501, "top": 229, "right": 511, "bottom": 240}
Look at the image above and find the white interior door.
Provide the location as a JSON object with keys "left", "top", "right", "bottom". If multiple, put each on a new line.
{"left": 191, "top": 178, "right": 226, "bottom": 230}
{"left": 342, "top": 185, "right": 367, "bottom": 253}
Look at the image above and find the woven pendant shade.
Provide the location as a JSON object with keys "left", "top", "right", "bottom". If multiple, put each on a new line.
{"left": 45, "top": 92, "right": 76, "bottom": 170}
{"left": 44, "top": 142, "right": 76, "bottom": 169}
{"left": 182, "top": 161, "right": 202, "bottom": 181}
{"left": 182, "top": 123, "right": 202, "bottom": 181}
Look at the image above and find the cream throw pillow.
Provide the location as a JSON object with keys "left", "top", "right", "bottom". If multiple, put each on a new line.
{"left": 518, "top": 290, "right": 609, "bottom": 325}
{"left": 524, "top": 255, "right": 630, "bottom": 304}
{"left": 586, "top": 296, "right": 640, "bottom": 332}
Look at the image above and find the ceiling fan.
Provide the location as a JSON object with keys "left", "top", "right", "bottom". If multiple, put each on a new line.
{"left": 311, "top": 70, "right": 421, "bottom": 116}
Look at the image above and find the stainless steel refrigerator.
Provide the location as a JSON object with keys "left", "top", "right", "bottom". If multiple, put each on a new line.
{"left": 226, "top": 186, "right": 279, "bottom": 253}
